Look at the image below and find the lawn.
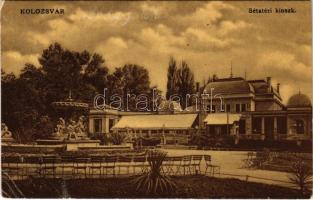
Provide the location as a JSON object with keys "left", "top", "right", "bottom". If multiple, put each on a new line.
{"left": 7, "top": 175, "right": 310, "bottom": 198}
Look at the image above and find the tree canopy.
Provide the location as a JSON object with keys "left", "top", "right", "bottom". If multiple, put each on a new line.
{"left": 1, "top": 42, "right": 157, "bottom": 142}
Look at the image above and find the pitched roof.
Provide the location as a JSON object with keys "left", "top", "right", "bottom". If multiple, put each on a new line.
{"left": 204, "top": 77, "right": 254, "bottom": 95}
{"left": 112, "top": 114, "right": 198, "bottom": 129}
{"left": 248, "top": 80, "right": 282, "bottom": 100}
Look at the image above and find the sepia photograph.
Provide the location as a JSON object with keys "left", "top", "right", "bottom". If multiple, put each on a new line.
{"left": 1, "top": 0, "right": 312, "bottom": 198}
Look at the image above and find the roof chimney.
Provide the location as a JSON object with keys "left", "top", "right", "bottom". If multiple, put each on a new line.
{"left": 276, "top": 83, "right": 280, "bottom": 93}
{"left": 266, "top": 77, "right": 272, "bottom": 93}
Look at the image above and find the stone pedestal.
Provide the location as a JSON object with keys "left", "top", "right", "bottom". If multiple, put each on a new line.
{"left": 2, "top": 137, "right": 15, "bottom": 144}
{"left": 36, "top": 139, "right": 101, "bottom": 151}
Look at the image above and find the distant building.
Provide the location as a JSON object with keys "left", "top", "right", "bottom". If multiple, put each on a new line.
{"left": 88, "top": 76, "right": 312, "bottom": 145}
{"left": 200, "top": 77, "right": 312, "bottom": 143}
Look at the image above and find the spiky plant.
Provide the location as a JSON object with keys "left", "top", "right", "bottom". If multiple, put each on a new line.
{"left": 131, "top": 150, "right": 177, "bottom": 196}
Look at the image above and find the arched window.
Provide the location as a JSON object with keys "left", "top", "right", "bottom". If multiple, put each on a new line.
{"left": 295, "top": 120, "right": 304, "bottom": 134}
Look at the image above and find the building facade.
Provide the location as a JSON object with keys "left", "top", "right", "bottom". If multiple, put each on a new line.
{"left": 200, "top": 77, "right": 312, "bottom": 143}
{"left": 88, "top": 76, "right": 312, "bottom": 145}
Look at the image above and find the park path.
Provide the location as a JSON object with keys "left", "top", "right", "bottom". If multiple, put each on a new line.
{"left": 165, "top": 149, "right": 294, "bottom": 188}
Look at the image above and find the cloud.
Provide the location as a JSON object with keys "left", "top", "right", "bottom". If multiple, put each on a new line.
{"left": 2, "top": 51, "right": 39, "bottom": 75}
{"left": 1, "top": 1, "right": 311, "bottom": 101}
{"left": 182, "top": 2, "right": 236, "bottom": 26}
{"left": 256, "top": 51, "right": 311, "bottom": 102}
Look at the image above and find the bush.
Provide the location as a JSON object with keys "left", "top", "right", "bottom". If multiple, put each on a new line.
{"left": 288, "top": 157, "right": 312, "bottom": 195}
{"left": 110, "top": 132, "right": 126, "bottom": 145}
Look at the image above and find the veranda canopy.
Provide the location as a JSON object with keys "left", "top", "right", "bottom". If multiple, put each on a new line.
{"left": 204, "top": 113, "right": 241, "bottom": 125}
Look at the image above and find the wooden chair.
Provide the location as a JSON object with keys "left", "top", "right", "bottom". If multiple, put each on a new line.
{"left": 171, "top": 156, "right": 183, "bottom": 175}
{"left": 103, "top": 156, "right": 117, "bottom": 176}
{"left": 89, "top": 156, "right": 104, "bottom": 178}
{"left": 22, "top": 156, "right": 43, "bottom": 178}
{"left": 41, "top": 156, "right": 61, "bottom": 178}
{"left": 204, "top": 155, "right": 220, "bottom": 176}
{"left": 179, "top": 155, "right": 192, "bottom": 175}
{"left": 60, "top": 156, "right": 75, "bottom": 178}
{"left": 2, "top": 156, "right": 22, "bottom": 180}
{"left": 73, "top": 158, "right": 90, "bottom": 179}
{"left": 161, "top": 156, "right": 174, "bottom": 175}
{"left": 117, "top": 156, "right": 132, "bottom": 175}
{"left": 132, "top": 156, "right": 147, "bottom": 175}
{"left": 191, "top": 155, "right": 203, "bottom": 174}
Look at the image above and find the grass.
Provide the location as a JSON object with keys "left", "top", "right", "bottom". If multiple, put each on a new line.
{"left": 8, "top": 175, "right": 310, "bottom": 198}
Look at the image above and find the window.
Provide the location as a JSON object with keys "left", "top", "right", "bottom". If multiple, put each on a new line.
{"left": 236, "top": 104, "right": 240, "bottom": 112}
{"left": 226, "top": 104, "right": 231, "bottom": 112}
{"left": 296, "top": 120, "right": 304, "bottom": 134}
{"left": 94, "top": 119, "right": 102, "bottom": 133}
{"left": 241, "top": 104, "right": 246, "bottom": 112}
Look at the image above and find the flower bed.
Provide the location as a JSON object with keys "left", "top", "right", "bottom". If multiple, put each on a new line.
{"left": 9, "top": 175, "right": 309, "bottom": 198}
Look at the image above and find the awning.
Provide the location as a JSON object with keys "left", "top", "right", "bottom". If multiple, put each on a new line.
{"left": 112, "top": 113, "right": 198, "bottom": 129}
{"left": 204, "top": 113, "right": 241, "bottom": 125}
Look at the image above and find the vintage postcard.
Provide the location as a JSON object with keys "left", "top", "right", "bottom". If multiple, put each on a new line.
{"left": 1, "top": 0, "right": 312, "bottom": 198}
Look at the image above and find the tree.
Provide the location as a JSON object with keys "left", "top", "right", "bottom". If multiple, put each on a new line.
{"left": 38, "top": 43, "right": 109, "bottom": 104}
{"left": 166, "top": 57, "right": 178, "bottom": 99}
{"left": 107, "top": 64, "right": 152, "bottom": 111}
{"left": 1, "top": 43, "right": 111, "bottom": 142}
{"left": 82, "top": 53, "right": 109, "bottom": 94}
{"left": 176, "top": 61, "right": 195, "bottom": 109}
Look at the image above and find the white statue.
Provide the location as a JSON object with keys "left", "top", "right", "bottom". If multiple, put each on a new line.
{"left": 1, "top": 123, "right": 12, "bottom": 138}
{"left": 75, "top": 116, "right": 87, "bottom": 139}
{"left": 51, "top": 118, "right": 66, "bottom": 139}
{"left": 67, "top": 119, "right": 78, "bottom": 140}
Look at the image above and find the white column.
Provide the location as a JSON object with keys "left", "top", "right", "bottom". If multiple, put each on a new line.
{"left": 88, "top": 117, "right": 94, "bottom": 134}
{"left": 274, "top": 117, "right": 278, "bottom": 140}
{"left": 261, "top": 117, "right": 265, "bottom": 140}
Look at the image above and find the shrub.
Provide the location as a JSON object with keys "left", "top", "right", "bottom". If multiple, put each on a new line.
{"left": 288, "top": 157, "right": 312, "bottom": 195}
{"left": 110, "top": 132, "right": 126, "bottom": 145}
{"left": 130, "top": 150, "right": 177, "bottom": 195}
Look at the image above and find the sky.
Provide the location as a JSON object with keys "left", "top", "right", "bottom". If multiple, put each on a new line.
{"left": 1, "top": 1, "right": 312, "bottom": 103}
